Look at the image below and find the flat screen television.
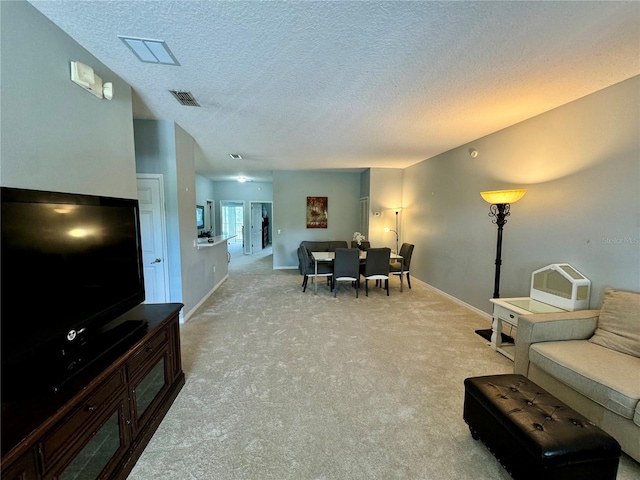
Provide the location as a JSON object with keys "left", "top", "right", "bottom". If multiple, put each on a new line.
{"left": 1, "top": 187, "right": 146, "bottom": 397}
{"left": 196, "top": 204, "right": 205, "bottom": 230}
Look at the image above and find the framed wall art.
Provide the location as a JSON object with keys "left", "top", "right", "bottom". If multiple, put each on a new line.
{"left": 306, "top": 196, "right": 328, "bottom": 228}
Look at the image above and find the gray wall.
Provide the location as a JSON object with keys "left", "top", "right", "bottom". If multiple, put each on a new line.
{"left": 134, "top": 120, "right": 184, "bottom": 306}
{"left": 210, "top": 180, "right": 274, "bottom": 251}
{"left": 134, "top": 120, "right": 224, "bottom": 320}
{"left": 0, "top": 1, "right": 135, "bottom": 197}
{"left": 403, "top": 76, "right": 640, "bottom": 313}
{"left": 368, "top": 168, "right": 404, "bottom": 250}
{"left": 272, "top": 171, "right": 361, "bottom": 268}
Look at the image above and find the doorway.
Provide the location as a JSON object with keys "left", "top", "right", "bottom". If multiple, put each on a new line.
{"left": 221, "top": 200, "right": 245, "bottom": 256}
{"left": 250, "top": 202, "right": 273, "bottom": 254}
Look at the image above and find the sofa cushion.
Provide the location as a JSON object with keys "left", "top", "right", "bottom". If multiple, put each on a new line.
{"left": 589, "top": 288, "right": 640, "bottom": 358}
{"left": 635, "top": 402, "right": 640, "bottom": 428}
{"left": 529, "top": 340, "right": 640, "bottom": 420}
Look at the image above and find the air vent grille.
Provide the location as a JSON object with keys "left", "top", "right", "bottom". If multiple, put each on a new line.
{"left": 169, "top": 90, "right": 200, "bottom": 107}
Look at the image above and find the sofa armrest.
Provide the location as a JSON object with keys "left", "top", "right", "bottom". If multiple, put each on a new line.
{"left": 514, "top": 309, "right": 600, "bottom": 375}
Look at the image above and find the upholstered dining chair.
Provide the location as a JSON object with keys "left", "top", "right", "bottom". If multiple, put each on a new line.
{"left": 298, "top": 246, "right": 333, "bottom": 293}
{"left": 360, "top": 247, "right": 391, "bottom": 296}
{"left": 390, "top": 243, "right": 414, "bottom": 289}
{"left": 332, "top": 248, "right": 360, "bottom": 297}
{"left": 350, "top": 240, "right": 371, "bottom": 250}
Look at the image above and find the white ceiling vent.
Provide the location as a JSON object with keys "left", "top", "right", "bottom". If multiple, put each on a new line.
{"left": 169, "top": 90, "right": 200, "bottom": 107}
{"left": 229, "top": 154, "right": 243, "bottom": 160}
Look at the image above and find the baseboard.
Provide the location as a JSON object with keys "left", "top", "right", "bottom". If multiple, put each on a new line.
{"left": 274, "top": 266, "right": 299, "bottom": 270}
{"left": 412, "top": 278, "right": 493, "bottom": 323}
{"left": 182, "top": 274, "right": 229, "bottom": 323}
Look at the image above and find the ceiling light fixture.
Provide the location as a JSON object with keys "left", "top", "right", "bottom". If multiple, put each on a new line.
{"left": 118, "top": 36, "right": 180, "bottom": 65}
{"left": 237, "top": 177, "right": 247, "bottom": 183}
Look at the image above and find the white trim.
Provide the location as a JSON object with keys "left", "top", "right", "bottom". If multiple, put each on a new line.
{"left": 274, "top": 266, "right": 299, "bottom": 270}
{"left": 412, "top": 277, "right": 493, "bottom": 322}
{"left": 181, "top": 274, "right": 229, "bottom": 323}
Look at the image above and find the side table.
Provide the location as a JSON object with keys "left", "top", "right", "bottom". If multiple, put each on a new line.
{"left": 489, "top": 297, "right": 566, "bottom": 361}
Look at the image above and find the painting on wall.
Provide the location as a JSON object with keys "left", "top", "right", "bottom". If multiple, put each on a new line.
{"left": 306, "top": 196, "right": 328, "bottom": 228}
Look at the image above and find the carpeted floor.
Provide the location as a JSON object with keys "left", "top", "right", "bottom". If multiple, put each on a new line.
{"left": 128, "top": 249, "right": 640, "bottom": 479}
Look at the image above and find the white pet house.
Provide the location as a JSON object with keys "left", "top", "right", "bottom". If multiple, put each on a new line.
{"left": 530, "top": 263, "right": 591, "bottom": 311}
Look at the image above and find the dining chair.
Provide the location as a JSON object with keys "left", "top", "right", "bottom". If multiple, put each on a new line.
{"left": 360, "top": 247, "right": 391, "bottom": 296}
{"left": 332, "top": 248, "right": 360, "bottom": 297}
{"left": 390, "top": 243, "right": 414, "bottom": 289}
{"left": 298, "top": 246, "right": 333, "bottom": 293}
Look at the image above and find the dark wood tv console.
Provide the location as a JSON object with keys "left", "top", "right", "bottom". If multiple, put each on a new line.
{"left": 1, "top": 303, "right": 185, "bottom": 480}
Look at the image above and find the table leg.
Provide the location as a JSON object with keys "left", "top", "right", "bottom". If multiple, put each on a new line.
{"left": 314, "top": 258, "right": 318, "bottom": 294}
{"left": 490, "top": 315, "right": 502, "bottom": 351}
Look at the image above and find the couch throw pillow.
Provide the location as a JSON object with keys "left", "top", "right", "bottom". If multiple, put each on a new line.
{"left": 589, "top": 288, "right": 640, "bottom": 357}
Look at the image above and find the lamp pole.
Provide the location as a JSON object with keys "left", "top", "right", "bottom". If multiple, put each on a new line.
{"left": 488, "top": 203, "right": 510, "bottom": 299}
{"left": 394, "top": 210, "right": 399, "bottom": 254}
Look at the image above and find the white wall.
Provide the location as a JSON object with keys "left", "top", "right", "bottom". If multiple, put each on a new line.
{"left": 0, "top": 1, "right": 135, "bottom": 198}
{"left": 403, "top": 76, "right": 640, "bottom": 313}
{"left": 272, "top": 171, "right": 361, "bottom": 268}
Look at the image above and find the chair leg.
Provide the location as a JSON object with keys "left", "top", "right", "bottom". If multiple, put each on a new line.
{"left": 365, "top": 279, "right": 369, "bottom": 296}
{"left": 334, "top": 281, "right": 338, "bottom": 297}
{"left": 355, "top": 279, "right": 359, "bottom": 298}
{"left": 406, "top": 272, "right": 411, "bottom": 289}
{"left": 302, "top": 276, "right": 308, "bottom": 292}
{"left": 386, "top": 279, "right": 389, "bottom": 296}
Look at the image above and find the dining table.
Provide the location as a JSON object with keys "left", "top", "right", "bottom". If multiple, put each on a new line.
{"left": 311, "top": 250, "right": 404, "bottom": 294}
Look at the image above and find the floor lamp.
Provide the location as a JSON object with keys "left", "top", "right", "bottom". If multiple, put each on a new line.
{"left": 480, "top": 189, "right": 527, "bottom": 298}
{"left": 384, "top": 210, "right": 400, "bottom": 254}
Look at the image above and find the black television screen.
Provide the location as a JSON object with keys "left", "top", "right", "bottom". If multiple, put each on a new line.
{"left": 1, "top": 187, "right": 145, "bottom": 390}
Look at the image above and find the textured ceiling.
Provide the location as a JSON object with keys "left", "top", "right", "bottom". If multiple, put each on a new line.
{"left": 29, "top": 1, "right": 640, "bottom": 182}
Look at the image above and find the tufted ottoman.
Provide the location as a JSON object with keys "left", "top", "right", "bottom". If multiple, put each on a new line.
{"left": 463, "top": 374, "right": 620, "bottom": 480}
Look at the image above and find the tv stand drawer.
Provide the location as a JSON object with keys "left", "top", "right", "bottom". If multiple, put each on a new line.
{"left": 126, "top": 328, "right": 168, "bottom": 376}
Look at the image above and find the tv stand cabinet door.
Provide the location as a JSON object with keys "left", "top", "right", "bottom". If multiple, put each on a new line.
{"left": 2, "top": 447, "right": 39, "bottom": 480}
{"left": 42, "top": 390, "right": 131, "bottom": 480}
{"left": 129, "top": 347, "right": 172, "bottom": 438}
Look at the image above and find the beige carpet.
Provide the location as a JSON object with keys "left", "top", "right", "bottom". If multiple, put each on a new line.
{"left": 128, "top": 249, "right": 640, "bottom": 479}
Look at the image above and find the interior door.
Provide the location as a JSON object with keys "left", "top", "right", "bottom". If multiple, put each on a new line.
{"left": 136, "top": 175, "right": 169, "bottom": 303}
{"left": 251, "top": 203, "right": 263, "bottom": 254}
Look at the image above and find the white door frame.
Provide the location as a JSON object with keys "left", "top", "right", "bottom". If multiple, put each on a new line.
{"left": 136, "top": 173, "right": 170, "bottom": 303}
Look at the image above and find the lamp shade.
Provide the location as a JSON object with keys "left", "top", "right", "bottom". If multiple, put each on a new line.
{"left": 480, "top": 189, "right": 527, "bottom": 205}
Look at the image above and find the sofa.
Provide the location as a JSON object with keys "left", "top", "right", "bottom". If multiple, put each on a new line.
{"left": 298, "top": 240, "right": 348, "bottom": 273}
{"left": 514, "top": 288, "right": 640, "bottom": 462}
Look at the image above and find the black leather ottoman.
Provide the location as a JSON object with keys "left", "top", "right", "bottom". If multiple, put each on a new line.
{"left": 463, "top": 374, "right": 621, "bottom": 480}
